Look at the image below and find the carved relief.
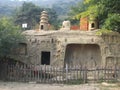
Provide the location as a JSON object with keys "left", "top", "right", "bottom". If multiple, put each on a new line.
{"left": 106, "top": 57, "right": 115, "bottom": 67}
{"left": 116, "top": 57, "right": 120, "bottom": 67}
{"left": 104, "top": 47, "right": 109, "bottom": 54}
{"left": 104, "top": 35, "right": 109, "bottom": 42}
{"left": 41, "top": 40, "right": 45, "bottom": 43}
{"left": 109, "top": 44, "right": 116, "bottom": 55}
{"left": 113, "top": 36, "right": 116, "bottom": 43}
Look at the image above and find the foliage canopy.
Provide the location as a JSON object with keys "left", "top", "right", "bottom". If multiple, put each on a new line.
{"left": 14, "top": 2, "right": 59, "bottom": 30}
{"left": 0, "top": 17, "right": 24, "bottom": 59}
{"left": 70, "top": 0, "right": 120, "bottom": 32}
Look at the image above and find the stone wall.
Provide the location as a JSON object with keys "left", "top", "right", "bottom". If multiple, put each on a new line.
{"left": 14, "top": 30, "right": 120, "bottom": 68}
{"left": 100, "top": 33, "right": 120, "bottom": 67}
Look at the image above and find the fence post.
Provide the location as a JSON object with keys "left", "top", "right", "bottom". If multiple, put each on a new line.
{"left": 97, "top": 67, "right": 99, "bottom": 82}
{"left": 104, "top": 66, "right": 106, "bottom": 81}
{"left": 114, "top": 65, "right": 117, "bottom": 81}
{"left": 83, "top": 66, "right": 87, "bottom": 83}
{"left": 65, "top": 64, "right": 68, "bottom": 83}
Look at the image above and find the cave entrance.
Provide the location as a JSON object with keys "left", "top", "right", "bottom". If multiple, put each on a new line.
{"left": 64, "top": 44, "right": 101, "bottom": 68}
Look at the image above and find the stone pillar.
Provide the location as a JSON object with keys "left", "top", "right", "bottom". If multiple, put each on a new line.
{"left": 39, "top": 11, "right": 49, "bottom": 30}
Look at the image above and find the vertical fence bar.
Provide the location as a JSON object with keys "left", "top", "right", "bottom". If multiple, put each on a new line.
{"left": 60, "top": 66, "right": 62, "bottom": 84}
{"left": 114, "top": 65, "right": 117, "bottom": 81}
{"left": 36, "top": 65, "right": 40, "bottom": 82}
{"left": 65, "top": 64, "right": 68, "bottom": 83}
{"left": 76, "top": 65, "right": 79, "bottom": 80}
{"left": 12, "top": 65, "right": 14, "bottom": 81}
{"left": 61, "top": 66, "right": 63, "bottom": 84}
{"left": 48, "top": 66, "right": 50, "bottom": 83}
{"left": 74, "top": 65, "right": 76, "bottom": 81}
{"left": 10, "top": 65, "right": 12, "bottom": 81}
{"left": 94, "top": 67, "right": 96, "bottom": 82}
{"left": 8, "top": 64, "right": 10, "bottom": 81}
{"left": 108, "top": 66, "right": 110, "bottom": 81}
{"left": 102, "top": 67, "right": 104, "bottom": 82}
{"left": 84, "top": 66, "right": 87, "bottom": 83}
{"left": 117, "top": 66, "right": 120, "bottom": 82}
{"left": 43, "top": 65, "right": 45, "bottom": 83}
{"left": 104, "top": 66, "right": 106, "bottom": 81}
{"left": 58, "top": 66, "right": 60, "bottom": 84}
{"left": 29, "top": 65, "right": 32, "bottom": 82}
{"left": 80, "top": 66, "right": 82, "bottom": 81}
{"left": 39, "top": 66, "right": 43, "bottom": 83}
{"left": 46, "top": 66, "right": 49, "bottom": 83}
{"left": 51, "top": 66, "right": 53, "bottom": 84}
{"left": 52, "top": 66, "right": 54, "bottom": 83}
{"left": 5, "top": 64, "right": 120, "bottom": 84}
{"left": 110, "top": 66, "right": 112, "bottom": 81}
{"left": 45, "top": 66, "right": 48, "bottom": 83}
{"left": 57, "top": 67, "right": 59, "bottom": 84}
{"left": 48, "top": 66, "right": 51, "bottom": 83}
{"left": 70, "top": 65, "right": 72, "bottom": 81}
{"left": 55, "top": 66, "right": 57, "bottom": 83}
{"left": 23, "top": 64, "right": 26, "bottom": 82}
{"left": 32, "top": 65, "right": 34, "bottom": 82}
{"left": 97, "top": 67, "right": 99, "bottom": 82}
{"left": 73, "top": 65, "right": 75, "bottom": 80}
{"left": 53, "top": 66, "right": 55, "bottom": 83}
{"left": 74, "top": 65, "right": 76, "bottom": 80}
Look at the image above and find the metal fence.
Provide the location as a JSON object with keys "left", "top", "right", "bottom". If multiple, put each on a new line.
{"left": 1, "top": 64, "right": 120, "bottom": 84}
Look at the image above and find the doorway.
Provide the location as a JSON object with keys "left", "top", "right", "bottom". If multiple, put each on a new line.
{"left": 41, "top": 51, "right": 50, "bottom": 65}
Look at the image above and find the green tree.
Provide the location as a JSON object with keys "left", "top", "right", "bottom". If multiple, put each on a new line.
{"left": 68, "top": 0, "right": 87, "bottom": 25}
{"left": 68, "top": 0, "right": 87, "bottom": 19}
{"left": 46, "top": 8, "right": 60, "bottom": 30}
{"left": 71, "top": 0, "right": 120, "bottom": 32}
{"left": 102, "top": 14, "right": 120, "bottom": 32}
{"left": 14, "top": 2, "right": 43, "bottom": 30}
{"left": 0, "top": 17, "right": 24, "bottom": 60}
{"left": 14, "top": 2, "right": 59, "bottom": 30}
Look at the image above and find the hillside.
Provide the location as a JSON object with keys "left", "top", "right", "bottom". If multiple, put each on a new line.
{"left": 0, "top": 0, "right": 82, "bottom": 19}
{"left": 0, "top": 0, "right": 82, "bottom": 7}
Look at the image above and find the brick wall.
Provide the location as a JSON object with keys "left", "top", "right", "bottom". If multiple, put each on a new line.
{"left": 80, "top": 17, "right": 89, "bottom": 31}
{"left": 71, "top": 25, "right": 80, "bottom": 30}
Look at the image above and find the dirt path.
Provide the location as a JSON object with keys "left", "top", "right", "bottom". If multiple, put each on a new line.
{"left": 0, "top": 82, "right": 120, "bottom": 90}
{"left": 0, "top": 82, "right": 100, "bottom": 90}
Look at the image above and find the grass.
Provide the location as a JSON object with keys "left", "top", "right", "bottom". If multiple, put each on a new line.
{"left": 65, "top": 79, "right": 85, "bottom": 85}
{"left": 96, "top": 29, "right": 113, "bottom": 35}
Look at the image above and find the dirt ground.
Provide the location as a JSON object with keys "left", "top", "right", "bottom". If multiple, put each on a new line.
{"left": 0, "top": 81, "right": 120, "bottom": 90}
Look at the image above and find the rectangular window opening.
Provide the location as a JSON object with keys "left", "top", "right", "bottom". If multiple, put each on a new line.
{"left": 41, "top": 51, "right": 50, "bottom": 65}
{"left": 41, "top": 25, "right": 44, "bottom": 30}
